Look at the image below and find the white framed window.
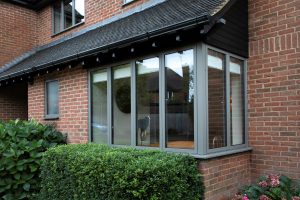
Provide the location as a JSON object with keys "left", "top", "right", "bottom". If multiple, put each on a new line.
{"left": 53, "top": 0, "right": 85, "bottom": 34}
{"left": 89, "top": 43, "right": 248, "bottom": 156}
{"left": 45, "top": 80, "right": 59, "bottom": 119}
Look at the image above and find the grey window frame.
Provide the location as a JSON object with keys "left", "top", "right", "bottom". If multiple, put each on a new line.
{"left": 52, "top": 0, "right": 85, "bottom": 35}
{"left": 204, "top": 45, "right": 248, "bottom": 155}
{"left": 88, "top": 42, "right": 249, "bottom": 157}
{"left": 45, "top": 79, "right": 60, "bottom": 120}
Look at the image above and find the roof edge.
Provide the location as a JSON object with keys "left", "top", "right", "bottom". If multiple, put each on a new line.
{"left": 0, "top": 14, "right": 210, "bottom": 82}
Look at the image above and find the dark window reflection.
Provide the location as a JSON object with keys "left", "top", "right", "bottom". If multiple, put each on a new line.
{"left": 165, "top": 49, "right": 194, "bottom": 149}
{"left": 136, "top": 58, "right": 160, "bottom": 147}
{"left": 63, "top": 0, "right": 73, "bottom": 29}
{"left": 53, "top": 1, "right": 62, "bottom": 34}
{"left": 208, "top": 50, "right": 226, "bottom": 149}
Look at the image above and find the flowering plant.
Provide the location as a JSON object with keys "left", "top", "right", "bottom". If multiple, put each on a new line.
{"left": 233, "top": 174, "right": 300, "bottom": 200}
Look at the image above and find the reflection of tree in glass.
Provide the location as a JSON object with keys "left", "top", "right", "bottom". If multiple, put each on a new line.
{"left": 115, "top": 80, "right": 131, "bottom": 113}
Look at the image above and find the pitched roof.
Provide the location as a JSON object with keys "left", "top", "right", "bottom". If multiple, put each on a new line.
{"left": 0, "top": 0, "right": 232, "bottom": 82}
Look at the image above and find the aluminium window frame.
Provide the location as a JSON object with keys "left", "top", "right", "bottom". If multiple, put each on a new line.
{"left": 44, "top": 79, "right": 60, "bottom": 120}
{"left": 88, "top": 42, "right": 249, "bottom": 156}
{"left": 205, "top": 44, "right": 248, "bottom": 155}
{"left": 52, "top": 0, "right": 85, "bottom": 35}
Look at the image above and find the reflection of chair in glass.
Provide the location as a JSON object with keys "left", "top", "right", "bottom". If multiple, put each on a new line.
{"left": 212, "top": 135, "right": 223, "bottom": 148}
{"left": 137, "top": 116, "right": 150, "bottom": 146}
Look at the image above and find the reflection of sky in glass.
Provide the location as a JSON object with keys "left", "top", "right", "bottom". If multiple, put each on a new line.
{"left": 75, "top": 0, "right": 85, "bottom": 15}
{"left": 208, "top": 54, "right": 241, "bottom": 74}
{"left": 230, "top": 62, "right": 241, "bottom": 74}
{"left": 165, "top": 50, "right": 194, "bottom": 102}
{"left": 165, "top": 50, "right": 193, "bottom": 77}
{"left": 114, "top": 64, "right": 131, "bottom": 79}
{"left": 93, "top": 71, "right": 107, "bottom": 83}
{"left": 208, "top": 55, "right": 223, "bottom": 70}
{"left": 137, "top": 57, "right": 159, "bottom": 75}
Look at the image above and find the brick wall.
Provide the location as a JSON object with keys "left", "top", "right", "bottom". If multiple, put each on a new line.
{"left": 248, "top": 0, "right": 300, "bottom": 180}
{"left": 28, "top": 65, "right": 88, "bottom": 143}
{"left": 0, "top": 1, "right": 37, "bottom": 67}
{"left": 0, "top": 83, "right": 28, "bottom": 121}
{"left": 36, "top": 0, "right": 151, "bottom": 46}
{"left": 199, "top": 152, "right": 251, "bottom": 200}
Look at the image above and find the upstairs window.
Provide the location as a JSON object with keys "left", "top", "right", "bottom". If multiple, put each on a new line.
{"left": 53, "top": 0, "right": 85, "bottom": 34}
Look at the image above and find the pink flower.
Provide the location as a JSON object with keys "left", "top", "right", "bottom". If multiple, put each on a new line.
{"left": 232, "top": 194, "right": 243, "bottom": 200}
{"left": 242, "top": 194, "right": 249, "bottom": 200}
{"left": 259, "top": 180, "right": 268, "bottom": 187}
{"left": 292, "top": 197, "right": 300, "bottom": 200}
{"left": 259, "top": 195, "right": 271, "bottom": 200}
{"left": 267, "top": 174, "right": 280, "bottom": 187}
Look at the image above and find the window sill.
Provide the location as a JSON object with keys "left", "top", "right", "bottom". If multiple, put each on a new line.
{"left": 44, "top": 115, "right": 59, "bottom": 120}
{"left": 52, "top": 22, "right": 85, "bottom": 38}
{"left": 192, "top": 147, "right": 252, "bottom": 160}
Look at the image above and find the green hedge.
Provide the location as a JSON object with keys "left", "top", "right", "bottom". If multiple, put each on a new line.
{"left": 0, "top": 120, "right": 66, "bottom": 200}
{"left": 40, "top": 144, "right": 204, "bottom": 200}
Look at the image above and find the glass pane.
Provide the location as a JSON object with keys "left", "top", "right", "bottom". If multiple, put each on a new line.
{"left": 165, "top": 49, "right": 194, "bottom": 149}
{"left": 75, "top": 0, "right": 85, "bottom": 24}
{"left": 91, "top": 70, "right": 108, "bottom": 144}
{"left": 124, "top": 0, "right": 134, "bottom": 4}
{"left": 63, "top": 0, "right": 73, "bottom": 29}
{"left": 46, "top": 81, "right": 59, "bottom": 115}
{"left": 53, "top": 1, "right": 62, "bottom": 33}
{"left": 112, "top": 64, "right": 131, "bottom": 145}
{"left": 208, "top": 50, "right": 226, "bottom": 149}
{"left": 136, "top": 58, "right": 160, "bottom": 147}
{"left": 230, "top": 57, "right": 245, "bottom": 145}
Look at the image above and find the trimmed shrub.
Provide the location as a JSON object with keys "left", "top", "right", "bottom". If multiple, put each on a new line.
{"left": 233, "top": 174, "right": 300, "bottom": 200}
{"left": 39, "top": 144, "right": 204, "bottom": 200}
{"left": 0, "top": 120, "right": 66, "bottom": 199}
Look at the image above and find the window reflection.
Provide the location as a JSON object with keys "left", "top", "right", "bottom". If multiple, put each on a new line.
{"left": 53, "top": 1, "right": 62, "bottom": 34}
{"left": 136, "top": 58, "right": 160, "bottom": 147}
{"left": 112, "top": 64, "right": 131, "bottom": 145}
{"left": 63, "top": 0, "right": 73, "bottom": 29}
{"left": 165, "top": 50, "right": 194, "bottom": 149}
{"left": 91, "top": 70, "right": 108, "bottom": 144}
{"left": 208, "top": 50, "right": 226, "bottom": 149}
{"left": 230, "top": 58, "right": 245, "bottom": 145}
{"left": 75, "top": 0, "right": 85, "bottom": 24}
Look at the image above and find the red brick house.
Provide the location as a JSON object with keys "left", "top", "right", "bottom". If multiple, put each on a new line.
{"left": 0, "top": 0, "right": 299, "bottom": 199}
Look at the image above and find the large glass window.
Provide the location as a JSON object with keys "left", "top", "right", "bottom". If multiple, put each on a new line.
{"left": 165, "top": 50, "right": 194, "bottom": 149}
{"left": 53, "top": 0, "right": 85, "bottom": 34}
{"left": 90, "top": 44, "right": 247, "bottom": 155}
{"left": 112, "top": 64, "right": 131, "bottom": 145}
{"left": 136, "top": 58, "right": 160, "bottom": 147}
{"left": 45, "top": 80, "right": 59, "bottom": 118}
{"left": 91, "top": 70, "right": 108, "bottom": 144}
{"left": 208, "top": 50, "right": 226, "bottom": 149}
